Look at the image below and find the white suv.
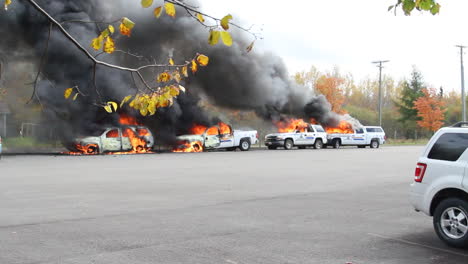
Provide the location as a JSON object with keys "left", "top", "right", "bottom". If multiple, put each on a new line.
{"left": 410, "top": 123, "right": 468, "bottom": 248}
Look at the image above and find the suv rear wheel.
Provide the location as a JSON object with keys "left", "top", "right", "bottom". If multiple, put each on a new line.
{"left": 370, "top": 140, "right": 380, "bottom": 149}
{"left": 433, "top": 198, "right": 468, "bottom": 248}
{"left": 332, "top": 139, "right": 340, "bottom": 149}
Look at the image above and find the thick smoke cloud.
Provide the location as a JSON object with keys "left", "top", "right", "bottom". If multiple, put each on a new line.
{"left": 2, "top": 0, "right": 343, "bottom": 144}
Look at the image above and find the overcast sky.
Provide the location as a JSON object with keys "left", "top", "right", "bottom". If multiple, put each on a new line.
{"left": 201, "top": 0, "right": 468, "bottom": 92}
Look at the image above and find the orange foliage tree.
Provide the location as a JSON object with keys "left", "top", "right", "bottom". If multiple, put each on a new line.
{"left": 413, "top": 88, "right": 446, "bottom": 132}
{"left": 315, "top": 74, "right": 346, "bottom": 114}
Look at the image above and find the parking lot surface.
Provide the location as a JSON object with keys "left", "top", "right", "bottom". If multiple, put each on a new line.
{"left": 0, "top": 146, "right": 467, "bottom": 263}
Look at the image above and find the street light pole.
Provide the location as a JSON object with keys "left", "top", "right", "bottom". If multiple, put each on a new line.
{"left": 372, "top": 60, "right": 390, "bottom": 127}
{"left": 457, "top": 45, "right": 467, "bottom": 122}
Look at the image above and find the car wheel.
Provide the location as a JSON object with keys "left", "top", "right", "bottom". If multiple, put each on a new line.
{"left": 239, "top": 139, "right": 251, "bottom": 151}
{"left": 332, "top": 139, "right": 340, "bottom": 149}
{"left": 284, "top": 139, "right": 293, "bottom": 150}
{"left": 314, "top": 139, "right": 323, "bottom": 149}
{"left": 370, "top": 140, "right": 380, "bottom": 149}
{"left": 433, "top": 198, "right": 468, "bottom": 248}
{"left": 267, "top": 146, "right": 277, "bottom": 150}
{"left": 358, "top": 145, "right": 366, "bottom": 149}
{"left": 298, "top": 146, "right": 306, "bottom": 149}
{"left": 85, "top": 145, "right": 98, "bottom": 155}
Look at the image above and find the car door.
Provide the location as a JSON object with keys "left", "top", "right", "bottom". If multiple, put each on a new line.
{"left": 204, "top": 126, "right": 221, "bottom": 148}
{"left": 303, "top": 125, "right": 317, "bottom": 145}
{"left": 103, "top": 128, "right": 122, "bottom": 152}
{"left": 121, "top": 127, "right": 133, "bottom": 151}
{"left": 353, "top": 128, "right": 365, "bottom": 145}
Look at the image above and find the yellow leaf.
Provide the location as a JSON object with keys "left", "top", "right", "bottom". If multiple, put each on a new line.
{"left": 141, "top": 0, "right": 153, "bottom": 8}
{"left": 64, "top": 88, "right": 74, "bottom": 99}
{"left": 154, "top": 6, "right": 163, "bottom": 18}
{"left": 208, "top": 30, "right": 220, "bottom": 46}
{"left": 120, "top": 95, "right": 133, "bottom": 108}
{"left": 169, "top": 85, "right": 180, "bottom": 96}
{"left": 196, "top": 13, "right": 205, "bottom": 23}
{"left": 121, "top": 17, "right": 135, "bottom": 30}
{"left": 191, "top": 60, "right": 198, "bottom": 73}
{"left": 172, "top": 71, "right": 181, "bottom": 83}
{"left": 196, "top": 54, "right": 209, "bottom": 67}
{"left": 104, "top": 105, "right": 113, "bottom": 113}
{"left": 72, "top": 93, "right": 79, "bottom": 101}
{"left": 108, "top": 25, "right": 115, "bottom": 34}
{"left": 103, "top": 37, "right": 115, "bottom": 54}
{"left": 157, "top": 72, "right": 172, "bottom": 82}
{"left": 4, "top": 0, "right": 11, "bottom": 10}
{"left": 246, "top": 41, "right": 255, "bottom": 52}
{"left": 220, "top": 14, "right": 232, "bottom": 30}
{"left": 107, "top": 101, "right": 118, "bottom": 112}
{"left": 165, "top": 2, "right": 176, "bottom": 17}
{"left": 140, "top": 108, "right": 148, "bottom": 116}
{"left": 119, "top": 23, "right": 131, "bottom": 37}
{"left": 220, "top": 31, "right": 233, "bottom": 46}
{"left": 91, "top": 36, "right": 103, "bottom": 51}
{"left": 181, "top": 66, "right": 188, "bottom": 77}
{"left": 169, "top": 58, "right": 174, "bottom": 66}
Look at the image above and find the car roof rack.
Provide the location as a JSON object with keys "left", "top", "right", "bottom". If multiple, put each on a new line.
{"left": 451, "top": 122, "right": 468, "bottom": 128}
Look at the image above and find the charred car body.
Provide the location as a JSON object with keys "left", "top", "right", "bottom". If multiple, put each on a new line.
{"left": 264, "top": 124, "right": 328, "bottom": 150}
{"left": 66, "top": 126, "right": 154, "bottom": 154}
{"left": 175, "top": 123, "right": 258, "bottom": 152}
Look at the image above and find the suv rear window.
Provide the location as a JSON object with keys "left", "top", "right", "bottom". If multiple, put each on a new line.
{"left": 428, "top": 133, "right": 468, "bottom": 161}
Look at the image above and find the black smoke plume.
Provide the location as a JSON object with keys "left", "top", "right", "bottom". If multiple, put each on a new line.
{"left": 1, "top": 0, "right": 343, "bottom": 144}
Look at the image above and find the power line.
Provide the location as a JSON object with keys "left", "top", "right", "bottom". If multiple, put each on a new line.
{"left": 372, "top": 60, "right": 390, "bottom": 127}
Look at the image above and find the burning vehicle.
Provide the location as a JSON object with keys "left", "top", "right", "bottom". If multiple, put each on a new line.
{"left": 174, "top": 123, "right": 258, "bottom": 152}
{"left": 326, "top": 123, "right": 386, "bottom": 149}
{"left": 264, "top": 119, "right": 328, "bottom": 150}
{"left": 66, "top": 125, "right": 154, "bottom": 154}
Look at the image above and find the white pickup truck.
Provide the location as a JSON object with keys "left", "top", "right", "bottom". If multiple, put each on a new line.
{"left": 67, "top": 126, "right": 154, "bottom": 154}
{"left": 326, "top": 126, "right": 386, "bottom": 149}
{"left": 176, "top": 124, "right": 258, "bottom": 151}
{"left": 264, "top": 124, "right": 328, "bottom": 150}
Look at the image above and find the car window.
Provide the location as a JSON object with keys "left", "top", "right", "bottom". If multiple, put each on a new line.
{"left": 355, "top": 128, "right": 364, "bottom": 134}
{"left": 314, "top": 125, "right": 325, "bottom": 132}
{"left": 376, "top": 128, "right": 383, "bottom": 132}
{"left": 428, "top": 133, "right": 468, "bottom": 161}
{"left": 106, "top": 129, "right": 119, "bottom": 138}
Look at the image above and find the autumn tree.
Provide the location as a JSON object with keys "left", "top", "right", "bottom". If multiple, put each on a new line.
{"left": 413, "top": 88, "right": 446, "bottom": 132}
{"left": 315, "top": 74, "right": 346, "bottom": 114}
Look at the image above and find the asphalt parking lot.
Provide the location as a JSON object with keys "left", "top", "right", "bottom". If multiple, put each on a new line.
{"left": 0, "top": 146, "right": 467, "bottom": 264}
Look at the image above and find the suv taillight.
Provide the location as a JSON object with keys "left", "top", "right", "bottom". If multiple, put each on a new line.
{"left": 414, "top": 163, "right": 427, "bottom": 182}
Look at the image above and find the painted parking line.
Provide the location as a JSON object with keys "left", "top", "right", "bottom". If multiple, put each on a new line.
{"left": 368, "top": 233, "right": 468, "bottom": 258}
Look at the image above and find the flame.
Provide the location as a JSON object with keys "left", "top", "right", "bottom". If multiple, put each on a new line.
{"left": 122, "top": 128, "right": 151, "bottom": 153}
{"left": 190, "top": 124, "right": 208, "bottom": 135}
{"left": 119, "top": 114, "right": 139, "bottom": 125}
{"left": 218, "top": 122, "right": 231, "bottom": 134}
{"left": 173, "top": 141, "right": 203, "bottom": 153}
{"left": 326, "top": 120, "right": 354, "bottom": 134}
{"left": 275, "top": 119, "right": 308, "bottom": 133}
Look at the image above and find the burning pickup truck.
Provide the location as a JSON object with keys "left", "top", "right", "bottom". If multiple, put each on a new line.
{"left": 66, "top": 126, "right": 154, "bottom": 154}
{"left": 264, "top": 121, "right": 328, "bottom": 150}
{"left": 174, "top": 123, "right": 258, "bottom": 152}
{"left": 326, "top": 124, "right": 386, "bottom": 149}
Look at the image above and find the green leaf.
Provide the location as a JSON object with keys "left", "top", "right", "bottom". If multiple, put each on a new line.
{"left": 418, "top": 0, "right": 433, "bottom": 10}
{"left": 388, "top": 5, "right": 395, "bottom": 12}
{"left": 430, "top": 3, "right": 440, "bottom": 15}
{"left": 141, "top": 0, "right": 153, "bottom": 8}
{"left": 403, "top": 0, "right": 416, "bottom": 15}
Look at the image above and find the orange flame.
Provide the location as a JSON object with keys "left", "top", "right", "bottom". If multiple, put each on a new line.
{"left": 190, "top": 124, "right": 208, "bottom": 135}
{"left": 275, "top": 119, "right": 308, "bottom": 133}
{"left": 173, "top": 141, "right": 203, "bottom": 153}
{"left": 119, "top": 114, "right": 139, "bottom": 125}
{"left": 218, "top": 122, "right": 231, "bottom": 134}
{"left": 326, "top": 120, "right": 354, "bottom": 134}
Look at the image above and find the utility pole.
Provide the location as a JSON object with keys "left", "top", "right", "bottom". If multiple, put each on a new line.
{"left": 456, "top": 45, "right": 467, "bottom": 122}
{"left": 372, "top": 60, "right": 390, "bottom": 127}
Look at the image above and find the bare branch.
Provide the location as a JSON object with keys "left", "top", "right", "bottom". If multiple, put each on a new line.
{"left": 28, "top": 22, "right": 52, "bottom": 104}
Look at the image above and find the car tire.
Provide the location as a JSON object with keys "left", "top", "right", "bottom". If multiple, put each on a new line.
{"left": 85, "top": 145, "right": 98, "bottom": 155}
{"left": 239, "top": 139, "right": 251, "bottom": 151}
{"left": 358, "top": 145, "right": 366, "bottom": 149}
{"left": 433, "top": 198, "right": 468, "bottom": 248}
{"left": 298, "top": 146, "right": 306, "bottom": 149}
{"left": 284, "top": 139, "right": 294, "bottom": 150}
{"left": 332, "top": 139, "right": 340, "bottom": 149}
{"left": 267, "top": 146, "right": 277, "bottom": 150}
{"left": 314, "top": 139, "right": 323, "bottom": 149}
{"left": 370, "top": 140, "right": 380, "bottom": 149}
